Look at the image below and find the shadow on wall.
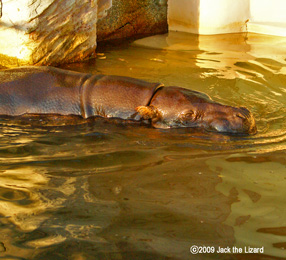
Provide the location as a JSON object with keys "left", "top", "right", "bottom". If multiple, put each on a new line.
{"left": 168, "top": 0, "right": 200, "bottom": 34}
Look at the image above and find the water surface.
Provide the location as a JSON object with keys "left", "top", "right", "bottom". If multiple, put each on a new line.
{"left": 0, "top": 32, "right": 286, "bottom": 259}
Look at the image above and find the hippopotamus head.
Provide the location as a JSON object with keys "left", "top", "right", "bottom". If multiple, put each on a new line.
{"left": 136, "top": 87, "right": 257, "bottom": 135}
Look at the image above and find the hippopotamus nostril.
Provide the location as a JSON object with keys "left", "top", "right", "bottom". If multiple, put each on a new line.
{"left": 237, "top": 107, "right": 257, "bottom": 135}
{"left": 238, "top": 107, "right": 251, "bottom": 119}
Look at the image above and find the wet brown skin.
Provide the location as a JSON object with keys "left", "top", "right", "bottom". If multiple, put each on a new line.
{"left": 138, "top": 87, "right": 257, "bottom": 134}
{"left": 0, "top": 66, "right": 257, "bottom": 135}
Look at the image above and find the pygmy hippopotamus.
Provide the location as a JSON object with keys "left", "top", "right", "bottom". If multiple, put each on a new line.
{"left": 0, "top": 66, "right": 257, "bottom": 135}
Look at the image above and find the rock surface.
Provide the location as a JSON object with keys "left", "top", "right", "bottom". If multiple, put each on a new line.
{"left": 0, "top": 0, "right": 98, "bottom": 66}
{"left": 97, "top": 0, "right": 168, "bottom": 42}
{"left": 0, "top": 0, "right": 167, "bottom": 67}
{"left": 98, "top": 0, "right": 113, "bottom": 19}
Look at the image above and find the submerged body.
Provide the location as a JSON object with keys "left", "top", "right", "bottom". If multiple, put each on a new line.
{"left": 0, "top": 66, "right": 256, "bottom": 135}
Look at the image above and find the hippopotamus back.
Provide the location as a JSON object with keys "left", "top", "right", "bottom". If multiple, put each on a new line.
{"left": 0, "top": 67, "right": 162, "bottom": 120}
{"left": 0, "top": 67, "right": 88, "bottom": 116}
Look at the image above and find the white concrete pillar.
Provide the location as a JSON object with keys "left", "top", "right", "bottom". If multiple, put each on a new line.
{"left": 199, "top": 0, "right": 249, "bottom": 34}
{"left": 168, "top": 0, "right": 286, "bottom": 36}
{"left": 250, "top": 0, "right": 286, "bottom": 23}
{"left": 168, "top": 0, "right": 200, "bottom": 34}
{"left": 168, "top": 0, "right": 249, "bottom": 35}
{"left": 248, "top": 0, "right": 286, "bottom": 36}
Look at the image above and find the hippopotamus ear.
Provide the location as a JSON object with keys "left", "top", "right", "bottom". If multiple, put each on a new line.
{"left": 136, "top": 105, "right": 161, "bottom": 121}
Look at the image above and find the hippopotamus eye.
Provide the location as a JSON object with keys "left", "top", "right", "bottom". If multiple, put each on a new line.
{"left": 182, "top": 111, "right": 195, "bottom": 120}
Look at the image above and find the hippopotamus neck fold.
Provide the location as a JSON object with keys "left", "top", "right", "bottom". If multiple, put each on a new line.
{"left": 81, "top": 75, "right": 164, "bottom": 120}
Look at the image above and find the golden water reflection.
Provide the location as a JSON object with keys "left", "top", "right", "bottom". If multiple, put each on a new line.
{"left": 0, "top": 32, "right": 285, "bottom": 259}
{"left": 209, "top": 153, "right": 286, "bottom": 259}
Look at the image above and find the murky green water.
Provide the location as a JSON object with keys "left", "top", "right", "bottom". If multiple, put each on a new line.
{"left": 0, "top": 32, "right": 286, "bottom": 259}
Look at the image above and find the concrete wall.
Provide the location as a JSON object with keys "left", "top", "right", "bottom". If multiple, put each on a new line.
{"left": 248, "top": 0, "right": 286, "bottom": 36}
{"left": 168, "top": 0, "right": 200, "bottom": 34}
{"left": 250, "top": 0, "right": 286, "bottom": 23}
{"left": 168, "top": 0, "right": 286, "bottom": 36}
{"left": 199, "top": 0, "right": 249, "bottom": 34}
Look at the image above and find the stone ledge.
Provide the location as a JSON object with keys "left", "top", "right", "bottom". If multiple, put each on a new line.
{"left": 97, "top": 0, "right": 168, "bottom": 42}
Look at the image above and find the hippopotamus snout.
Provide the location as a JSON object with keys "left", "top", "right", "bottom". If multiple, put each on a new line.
{"left": 202, "top": 106, "right": 257, "bottom": 135}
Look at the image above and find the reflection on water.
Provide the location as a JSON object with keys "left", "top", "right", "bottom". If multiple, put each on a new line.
{"left": 0, "top": 32, "right": 286, "bottom": 259}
